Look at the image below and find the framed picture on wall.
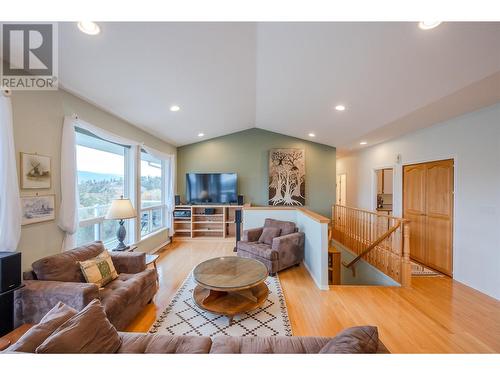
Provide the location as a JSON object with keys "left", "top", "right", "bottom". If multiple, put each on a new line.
{"left": 20, "top": 152, "right": 52, "bottom": 189}
{"left": 268, "top": 148, "right": 305, "bottom": 206}
{"left": 21, "top": 194, "right": 56, "bottom": 225}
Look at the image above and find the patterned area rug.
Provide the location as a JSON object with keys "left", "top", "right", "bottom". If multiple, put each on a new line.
{"left": 149, "top": 274, "right": 292, "bottom": 337}
{"left": 411, "top": 261, "right": 443, "bottom": 276}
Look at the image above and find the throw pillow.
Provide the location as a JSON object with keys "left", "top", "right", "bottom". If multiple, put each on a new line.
{"left": 35, "top": 299, "right": 122, "bottom": 354}
{"left": 6, "top": 302, "right": 77, "bottom": 353}
{"left": 79, "top": 251, "right": 118, "bottom": 287}
{"left": 319, "top": 326, "right": 379, "bottom": 354}
{"left": 258, "top": 227, "right": 282, "bottom": 245}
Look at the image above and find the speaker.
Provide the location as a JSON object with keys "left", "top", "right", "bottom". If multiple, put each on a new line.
{"left": 237, "top": 195, "right": 244, "bottom": 205}
{"left": 235, "top": 209, "right": 242, "bottom": 224}
{"left": 175, "top": 195, "right": 181, "bottom": 205}
{"left": 204, "top": 208, "right": 215, "bottom": 215}
{"left": 0, "top": 252, "right": 21, "bottom": 293}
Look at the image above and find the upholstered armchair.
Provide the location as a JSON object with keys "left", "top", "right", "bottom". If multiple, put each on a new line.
{"left": 236, "top": 218, "right": 305, "bottom": 275}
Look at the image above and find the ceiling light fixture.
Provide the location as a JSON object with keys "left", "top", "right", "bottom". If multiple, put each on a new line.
{"left": 77, "top": 21, "right": 101, "bottom": 35}
{"left": 359, "top": 141, "right": 368, "bottom": 145}
{"left": 418, "top": 21, "right": 442, "bottom": 30}
{"left": 198, "top": 133, "right": 204, "bottom": 137}
{"left": 335, "top": 104, "right": 346, "bottom": 111}
{"left": 169, "top": 105, "right": 180, "bottom": 112}
{"left": 308, "top": 133, "right": 316, "bottom": 137}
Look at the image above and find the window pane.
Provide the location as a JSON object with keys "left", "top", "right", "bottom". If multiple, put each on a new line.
{"left": 102, "top": 220, "right": 120, "bottom": 248}
{"left": 141, "top": 211, "right": 151, "bottom": 237}
{"left": 76, "top": 130, "right": 128, "bottom": 246}
{"left": 76, "top": 224, "right": 96, "bottom": 247}
{"left": 151, "top": 208, "right": 162, "bottom": 232}
{"left": 141, "top": 151, "right": 162, "bottom": 209}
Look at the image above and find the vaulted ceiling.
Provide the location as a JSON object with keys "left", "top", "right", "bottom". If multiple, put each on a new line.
{"left": 58, "top": 22, "right": 500, "bottom": 152}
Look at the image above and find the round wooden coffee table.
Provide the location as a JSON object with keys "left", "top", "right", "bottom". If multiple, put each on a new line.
{"left": 193, "top": 256, "right": 269, "bottom": 325}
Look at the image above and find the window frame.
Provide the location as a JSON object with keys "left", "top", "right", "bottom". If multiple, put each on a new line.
{"left": 75, "top": 128, "right": 133, "bottom": 248}
{"left": 139, "top": 149, "right": 167, "bottom": 240}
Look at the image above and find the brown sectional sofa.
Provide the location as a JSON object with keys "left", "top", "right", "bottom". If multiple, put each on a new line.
{"left": 3, "top": 299, "right": 389, "bottom": 354}
{"left": 237, "top": 218, "right": 305, "bottom": 275}
{"left": 14, "top": 241, "right": 157, "bottom": 331}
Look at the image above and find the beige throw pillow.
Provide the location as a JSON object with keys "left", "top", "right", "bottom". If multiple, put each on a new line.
{"left": 79, "top": 251, "right": 118, "bottom": 287}
{"left": 35, "top": 299, "right": 122, "bottom": 354}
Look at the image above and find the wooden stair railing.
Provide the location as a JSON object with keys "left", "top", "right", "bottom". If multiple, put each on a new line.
{"left": 341, "top": 222, "right": 402, "bottom": 276}
{"left": 332, "top": 204, "right": 411, "bottom": 286}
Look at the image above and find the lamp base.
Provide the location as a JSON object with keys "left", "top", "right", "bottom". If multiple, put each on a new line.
{"left": 112, "top": 219, "right": 129, "bottom": 251}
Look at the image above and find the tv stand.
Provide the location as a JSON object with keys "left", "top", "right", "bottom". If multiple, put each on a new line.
{"left": 173, "top": 204, "right": 248, "bottom": 241}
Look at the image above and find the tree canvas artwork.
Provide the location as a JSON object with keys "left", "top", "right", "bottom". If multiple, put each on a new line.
{"left": 268, "top": 149, "right": 305, "bottom": 206}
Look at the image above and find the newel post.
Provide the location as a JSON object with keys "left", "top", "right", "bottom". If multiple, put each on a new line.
{"left": 401, "top": 221, "right": 411, "bottom": 287}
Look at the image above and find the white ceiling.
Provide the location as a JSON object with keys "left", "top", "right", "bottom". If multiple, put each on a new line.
{"left": 58, "top": 22, "right": 500, "bottom": 151}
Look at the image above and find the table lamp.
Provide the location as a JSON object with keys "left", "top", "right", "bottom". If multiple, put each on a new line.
{"left": 105, "top": 196, "right": 137, "bottom": 251}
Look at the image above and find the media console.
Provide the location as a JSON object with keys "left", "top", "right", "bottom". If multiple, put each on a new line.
{"left": 173, "top": 204, "right": 248, "bottom": 241}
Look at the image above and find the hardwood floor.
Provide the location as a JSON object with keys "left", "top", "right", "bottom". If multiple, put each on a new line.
{"left": 126, "top": 240, "right": 500, "bottom": 353}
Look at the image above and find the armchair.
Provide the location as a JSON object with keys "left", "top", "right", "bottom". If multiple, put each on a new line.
{"left": 237, "top": 218, "right": 305, "bottom": 275}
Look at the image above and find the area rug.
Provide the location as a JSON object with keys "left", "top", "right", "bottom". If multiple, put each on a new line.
{"left": 149, "top": 274, "right": 293, "bottom": 337}
{"left": 411, "top": 261, "right": 443, "bottom": 276}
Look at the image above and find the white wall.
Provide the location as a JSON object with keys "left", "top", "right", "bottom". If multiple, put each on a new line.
{"left": 337, "top": 103, "right": 500, "bottom": 300}
{"left": 243, "top": 209, "right": 329, "bottom": 290}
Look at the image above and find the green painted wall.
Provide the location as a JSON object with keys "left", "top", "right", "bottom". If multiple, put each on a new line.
{"left": 177, "top": 128, "right": 336, "bottom": 216}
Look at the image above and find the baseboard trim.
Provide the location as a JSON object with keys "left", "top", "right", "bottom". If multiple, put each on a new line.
{"left": 302, "top": 261, "right": 329, "bottom": 291}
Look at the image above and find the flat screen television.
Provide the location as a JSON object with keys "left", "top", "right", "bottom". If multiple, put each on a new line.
{"left": 186, "top": 173, "right": 238, "bottom": 204}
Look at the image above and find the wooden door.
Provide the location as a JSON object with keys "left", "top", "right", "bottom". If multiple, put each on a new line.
{"left": 425, "top": 160, "right": 454, "bottom": 275}
{"left": 376, "top": 170, "right": 383, "bottom": 194}
{"left": 403, "top": 159, "right": 454, "bottom": 276}
{"left": 383, "top": 169, "right": 393, "bottom": 194}
{"left": 403, "top": 164, "right": 427, "bottom": 264}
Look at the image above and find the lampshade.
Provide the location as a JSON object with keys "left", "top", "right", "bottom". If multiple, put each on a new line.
{"left": 105, "top": 197, "right": 137, "bottom": 220}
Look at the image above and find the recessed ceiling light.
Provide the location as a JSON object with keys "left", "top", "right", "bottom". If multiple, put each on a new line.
{"left": 308, "top": 133, "right": 316, "bottom": 137}
{"left": 335, "top": 104, "right": 346, "bottom": 111}
{"left": 77, "top": 21, "right": 100, "bottom": 35}
{"left": 198, "top": 133, "right": 204, "bottom": 137}
{"left": 360, "top": 141, "right": 368, "bottom": 145}
{"left": 418, "top": 21, "right": 442, "bottom": 30}
{"left": 170, "top": 105, "right": 180, "bottom": 112}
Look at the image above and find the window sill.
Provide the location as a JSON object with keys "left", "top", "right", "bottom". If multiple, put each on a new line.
{"left": 137, "top": 227, "right": 169, "bottom": 244}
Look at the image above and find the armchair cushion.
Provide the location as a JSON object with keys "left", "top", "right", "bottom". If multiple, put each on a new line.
{"left": 36, "top": 299, "right": 122, "bottom": 354}
{"left": 110, "top": 251, "right": 146, "bottom": 274}
{"left": 7, "top": 302, "right": 77, "bottom": 353}
{"left": 319, "top": 326, "right": 379, "bottom": 354}
{"left": 31, "top": 241, "right": 105, "bottom": 282}
{"left": 264, "top": 218, "right": 296, "bottom": 236}
{"left": 258, "top": 227, "right": 281, "bottom": 245}
{"left": 242, "top": 227, "right": 263, "bottom": 242}
{"left": 237, "top": 241, "right": 278, "bottom": 261}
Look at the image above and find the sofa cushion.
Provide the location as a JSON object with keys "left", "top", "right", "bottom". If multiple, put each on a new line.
{"left": 35, "top": 299, "right": 122, "bottom": 354}
{"left": 237, "top": 241, "right": 278, "bottom": 261}
{"left": 117, "top": 333, "right": 212, "bottom": 354}
{"left": 258, "top": 227, "right": 281, "bottom": 245}
{"left": 210, "top": 336, "right": 330, "bottom": 354}
{"left": 79, "top": 251, "right": 118, "bottom": 287}
{"left": 99, "top": 269, "right": 157, "bottom": 322}
{"left": 6, "top": 302, "right": 77, "bottom": 353}
{"left": 319, "top": 326, "right": 379, "bottom": 354}
{"left": 264, "top": 218, "right": 296, "bottom": 236}
{"left": 32, "top": 241, "right": 105, "bottom": 282}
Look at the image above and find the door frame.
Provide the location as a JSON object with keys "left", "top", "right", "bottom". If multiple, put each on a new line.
{"left": 336, "top": 173, "right": 347, "bottom": 206}
{"left": 371, "top": 164, "right": 396, "bottom": 211}
{"left": 402, "top": 155, "right": 457, "bottom": 277}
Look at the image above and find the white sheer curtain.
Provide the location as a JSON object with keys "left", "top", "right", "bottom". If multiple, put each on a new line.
{"left": 58, "top": 115, "right": 141, "bottom": 250}
{"left": 142, "top": 146, "right": 176, "bottom": 235}
{"left": 0, "top": 91, "right": 22, "bottom": 252}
